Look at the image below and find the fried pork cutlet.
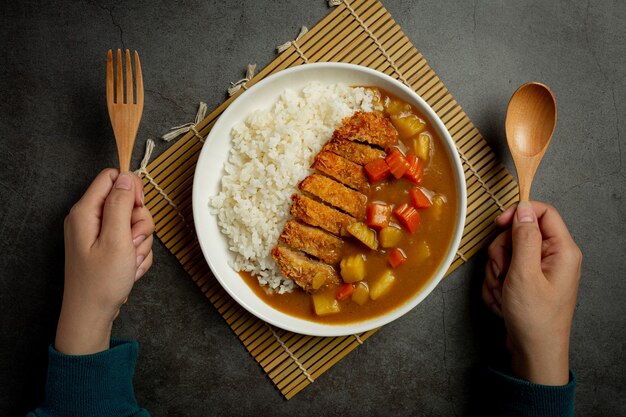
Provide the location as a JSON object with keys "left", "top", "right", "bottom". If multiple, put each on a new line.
{"left": 279, "top": 220, "right": 344, "bottom": 265}
{"left": 322, "top": 136, "right": 386, "bottom": 165}
{"left": 271, "top": 246, "right": 341, "bottom": 292}
{"left": 334, "top": 111, "right": 398, "bottom": 150}
{"left": 299, "top": 174, "right": 367, "bottom": 220}
{"left": 290, "top": 194, "right": 356, "bottom": 237}
{"left": 311, "top": 151, "right": 369, "bottom": 193}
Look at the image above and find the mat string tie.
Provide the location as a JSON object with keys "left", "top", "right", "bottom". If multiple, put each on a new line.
{"left": 135, "top": 139, "right": 186, "bottom": 223}
{"left": 276, "top": 26, "right": 309, "bottom": 63}
{"left": 266, "top": 323, "right": 314, "bottom": 383}
{"left": 353, "top": 334, "right": 364, "bottom": 345}
{"left": 332, "top": 0, "right": 409, "bottom": 86}
{"left": 228, "top": 64, "right": 257, "bottom": 97}
{"left": 161, "top": 102, "right": 208, "bottom": 143}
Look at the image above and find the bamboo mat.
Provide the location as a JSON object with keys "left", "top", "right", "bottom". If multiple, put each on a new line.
{"left": 138, "top": 0, "right": 518, "bottom": 399}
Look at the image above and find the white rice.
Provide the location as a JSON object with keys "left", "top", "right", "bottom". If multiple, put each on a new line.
{"left": 209, "top": 82, "right": 381, "bottom": 293}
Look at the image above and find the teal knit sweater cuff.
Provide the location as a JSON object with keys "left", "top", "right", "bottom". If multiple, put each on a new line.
{"left": 487, "top": 367, "right": 576, "bottom": 416}
{"left": 29, "top": 338, "right": 148, "bottom": 417}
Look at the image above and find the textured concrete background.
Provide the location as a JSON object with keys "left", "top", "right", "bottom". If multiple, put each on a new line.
{"left": 1, "top": 0, "right": 625, "bottom": 415}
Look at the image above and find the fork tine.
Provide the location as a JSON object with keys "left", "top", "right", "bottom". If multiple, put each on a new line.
{"left": 125, "top": 49, "right": 133, "bottom": 104}
{"left": 134, "top": 51, "right": 144, "bottom": 107}
{"left": 116, "top": 49, "right": 123, "bottom": 104}
{"left": 106, "top": 49, "right": 114, "bottom": 106}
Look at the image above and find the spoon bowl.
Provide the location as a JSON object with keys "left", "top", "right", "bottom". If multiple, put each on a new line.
{"left": 505, "top": 82, "right": 557, "bottom": 201}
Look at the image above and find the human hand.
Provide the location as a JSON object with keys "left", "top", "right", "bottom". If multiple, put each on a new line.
{"left": 482, "top": 201, "right": 582, "bottom": 385}
{"left": 55, "top": 169, "right": 154, "bottom": 355}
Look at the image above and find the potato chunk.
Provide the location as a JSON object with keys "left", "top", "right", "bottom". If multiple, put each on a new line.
{"left": 351, "top": 282, "right": 370, "bottom": 305}
{"left": 413, "top": 132, "right": 431, "bottom": 162}
{"left": 431, "top": 194, "right": 446, "bottom": 221}
{"left": 370, "top": 270, "right": 396, "bottom": 300}
{"left": 390, "top": 114, "right": 426, "bottom": 138}
{"left": 340, "top": 254, "right": 366, "bottom": 283}
{"left": 383, "top": 97, "right": 411, "bottom": 117}
{"left": 312, "top": 292, "right": 340, "bottom": 316}
{"left": 347, "top": 222, "right": 378, "bottom": 250}
{"left": 379, "top": 226, "right": 403, "bottom": 248}
{"left": 311, "top": 273, "right": 327, "bottom": 291}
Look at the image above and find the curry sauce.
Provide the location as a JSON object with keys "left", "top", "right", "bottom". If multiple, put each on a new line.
{"left": 240, "top": 87, "right": 458, "bottom": 324}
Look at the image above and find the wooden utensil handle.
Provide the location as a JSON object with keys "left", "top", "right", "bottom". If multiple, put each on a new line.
{"left": 117, "top": 146, "right": 132, "bottom": 172}
{"left": 514, "top": 154, "right": 542, "bottom": 202}
{"left": 113, "top": 126, "right": 139, "bottom": 172}
{"left": 518, "top": 178, "right": 531, "bottom": 201}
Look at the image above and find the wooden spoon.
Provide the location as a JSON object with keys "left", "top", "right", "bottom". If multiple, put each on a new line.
{"left": 505, "top": 82, "right": 557, "bottom": 201}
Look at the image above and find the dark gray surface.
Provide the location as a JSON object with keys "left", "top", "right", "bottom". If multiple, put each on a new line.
{"left": 1, "top": 0, "right": 624, "bottom": 415}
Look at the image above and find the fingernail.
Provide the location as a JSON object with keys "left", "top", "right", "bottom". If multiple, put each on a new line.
{"left": 133, "top": 235, "right": 146, "bottom": 247}
{"left": 516, "top": 201, "right": 535, "bottom": 223}
{"left": 490, "top": 259, "right": 500, "bottom": 279}
{"left": 135, "top": 267, "right": 145, "bottom": 281}
{"left": 141, "top": 190, "right": 145, "bottom": 207}
{"left": 115, "top": 173, "right": 132, "bottom": 190}
{"left": 136, "top": 255, "right": 145, "bottom": 267}
{"left": 493, "top": 288, "right": 502, "bottom": 304}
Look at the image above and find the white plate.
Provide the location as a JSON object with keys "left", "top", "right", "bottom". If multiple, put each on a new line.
{"left": 192, "top": 63, "right": 467, "bottom": 337}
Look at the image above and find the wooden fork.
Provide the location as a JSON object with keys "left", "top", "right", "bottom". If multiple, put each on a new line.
{"left": 106, "top": 49, "right": 144, "bottom": 172}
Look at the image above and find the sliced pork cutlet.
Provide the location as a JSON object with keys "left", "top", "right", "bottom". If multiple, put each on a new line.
{"left": 334, "top": 111, "right": 398, "bottom": 150}
{"left": 311, "top": 151, "right": 369, "bottom": 193}
{"left": 290, "top": 194, "right": 356, "bottom": 237}
{"left": 279, "top": 220, "right": 344, "bottom": 265}
{"left": 322, "top": 136, "right": 386, "bottom": 165}
{"left": 299, "top": 174, "right": 367, "bottom": 220}
{"left": 271, "top": 246, "right": 341, "bottom": 292}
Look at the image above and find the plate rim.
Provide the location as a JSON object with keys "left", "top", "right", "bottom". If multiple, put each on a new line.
{"left": 192, "top": 62, "right": 467, "bottom": 337}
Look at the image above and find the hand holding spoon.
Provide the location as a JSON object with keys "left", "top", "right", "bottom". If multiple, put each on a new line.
{"left": 505, "top": 82, "right": 557, "bottom": 201}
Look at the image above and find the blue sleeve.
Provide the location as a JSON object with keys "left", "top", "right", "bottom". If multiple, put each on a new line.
{"left": 485, "top": 367, "right": 576, "bottom": 417}
{"left": 27, "top": 339, "right": 149, "bottom": 417}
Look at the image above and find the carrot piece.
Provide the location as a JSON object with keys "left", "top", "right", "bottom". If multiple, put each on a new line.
{"left": 336, "top": 283, "right": 355, "bottom": 301}
{"left": 366, "top": 203, "right": 391, "bottom": 231}
{"left": 385, "top": 149, "right": 410, "bottom": 179}
{"left": 388, "top": 248, "right": 407, "bottom": 268}
{"left": 393, "top": 203, "right": 421, "bottom": 233}
{"left": 410, "top": 187, "right": 432, "bottom": 208}
{"left": 364, "top": 158, "right": 390, "bottom": 183}
{"left": 404, "top": 153, "right": 424, "bottom": 184}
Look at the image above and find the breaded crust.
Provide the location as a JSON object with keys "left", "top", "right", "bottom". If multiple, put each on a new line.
{"left": 290, "top": 194, "right": 355, "bottom": 237}
{"left": 271, "top": 246, "right": 341, "bottom": 292}
{"left": 299, "top": 174, "right": 367, "bottom": 220}
{"left": 333, "top": 111, "right": 398, "bottom": 150}
{"left": 311, "top": 151, "right": 369, "bottom": 193}
{"left": 322, "top": 136, "right": 387, "bottom": 165}
{"left": 279, "top": 220, "right": 344, "bottom": 265}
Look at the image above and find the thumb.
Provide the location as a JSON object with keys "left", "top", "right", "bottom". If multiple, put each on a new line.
{"left": 509, "top": 201, "right": 543, "bottom": 278}
{"left": 100, "top": 172, "right": 136, "bottom": 244}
